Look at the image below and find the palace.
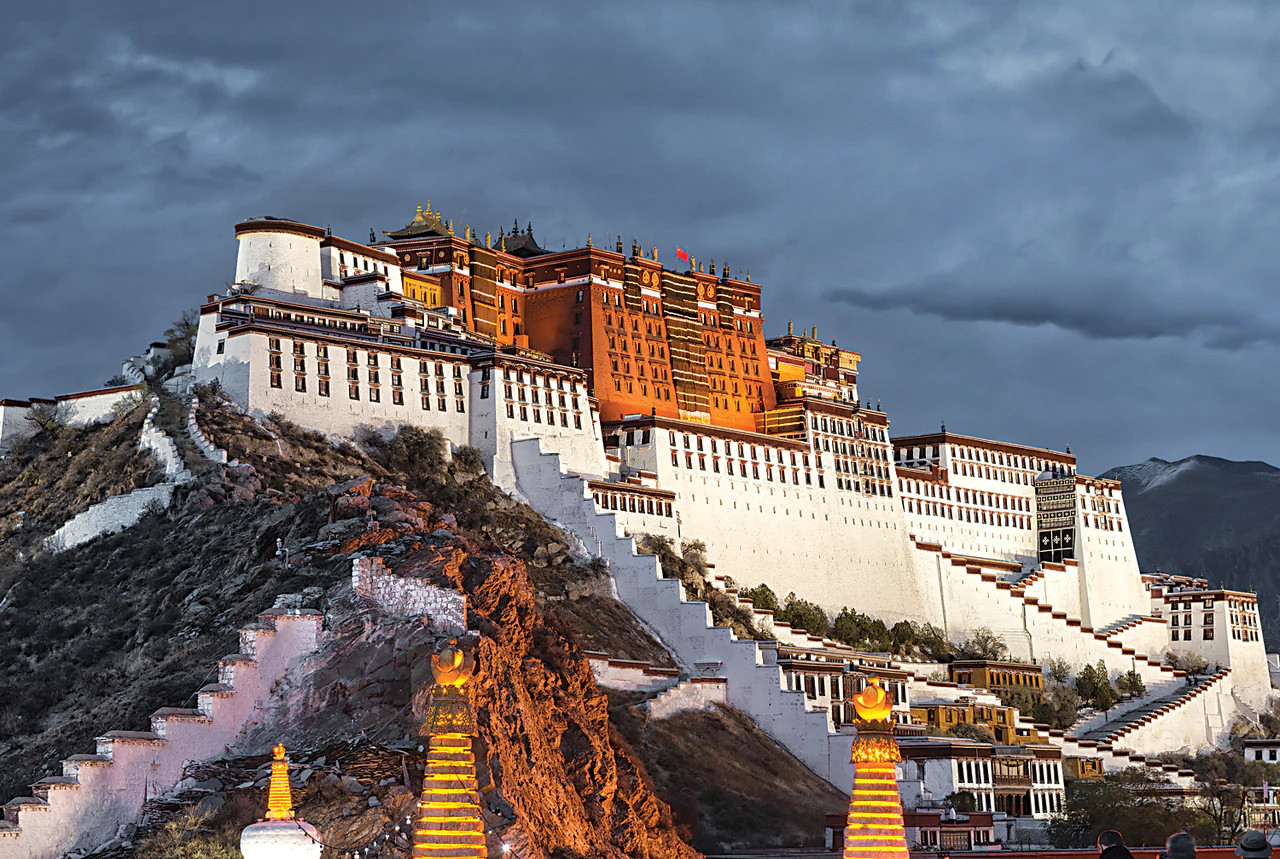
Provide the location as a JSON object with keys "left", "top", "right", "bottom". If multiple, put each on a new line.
{"left": 176, "top": 204, "right": 1270, "bottom": 755}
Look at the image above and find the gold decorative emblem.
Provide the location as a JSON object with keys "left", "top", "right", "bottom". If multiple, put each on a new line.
{"left": 853, "top": 678, "right": 893, "bottom": 723}
{"left": 421, "top": 637, "right": 478, "bottom": 736}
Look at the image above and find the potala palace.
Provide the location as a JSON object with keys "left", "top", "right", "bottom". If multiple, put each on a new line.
{"left": 0, "top": 204, "right": 1274, "bottom": 855}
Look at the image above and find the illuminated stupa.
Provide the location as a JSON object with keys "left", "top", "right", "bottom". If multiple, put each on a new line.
{"left": 240, "top": 744, "right": 322, "bottom": 859}
{"left": 412, "top": 637, "right": 485, "bottom": 859}
{"left": 843, "top": 679, "right": 910, "bottom": 859}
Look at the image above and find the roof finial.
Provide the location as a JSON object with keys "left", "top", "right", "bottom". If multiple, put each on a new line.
{"left": 264, "top": 743, "right": 294, "bottom": 820}
{"left": 325, "top": 224, "right": 332, "bottom": 237}
{"left": 465, "top": 224, "right": 471, "bottom": 241}
{"left": 941, "top": 420, "right": 947, "bottom": 433}
{"left": 586, "top": 232, "right": 593, "bottom": 247}
{"left": 527, "top": 221, "right": 534, "bottom": 239}
{"left": 616, "top": 234, "right": 623, "bottom": 253}
{"left": 425, "top": 200, "right": 432, "bottom": 216}
{"left": 788, "top": 320, "right": 793, "bottom": 335}
{"left": 710, "top": 258, "right": 715, "bottom": 274}
{"left": 746, "top": 270, "right": 752, "bottom": 282}
{"left": 722, "top": 260, "right": 729, "bottom": 277}
{"left": 485, "top": 231, "right": 491, "bottom": 248}
{"left": 416, "top": 203, "right": 422, "bottom": 216}
{"left": 447, "top": 218, "right": 454, "bottom": 235}
{"left": 1066, "top": 443, "right": 1072, "bottom": 454}
{"left": 500, "top": 233, "right": 507, "bottom": 252}
{"left": 632, "top": 238, "right": 640, "bottom": 258}
{"left": 369, "top": 228, "right": 376, "bottom": 243}
{"left": 652, "top": 247, "right": 658, "bottom": 261}
{"left": 514, "top": 218, "right": 520, "bottom": 235}
{"left": 877, "top": 399, "right": 882, "bottom": 411}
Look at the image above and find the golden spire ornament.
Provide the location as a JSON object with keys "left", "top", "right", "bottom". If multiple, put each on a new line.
{"left": 842, "top": 679, "right": 909, "bottom": 859}
{"left": 239, "top": 743, "right": 322, "bottom": 859}
{"left": 412, "top": 637, "right": 484, "bottom": 859}
{"left": 264, "top": 743, "right": 294, "bottom": 820}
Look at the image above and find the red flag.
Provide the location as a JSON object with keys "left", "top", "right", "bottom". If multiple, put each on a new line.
{"left": 675, "top": 247, "right": 689, "bottom": 265}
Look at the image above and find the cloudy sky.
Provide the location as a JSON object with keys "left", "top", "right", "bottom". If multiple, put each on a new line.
{"left": 2, "top": 1, "right": 1277, "bottom": 473}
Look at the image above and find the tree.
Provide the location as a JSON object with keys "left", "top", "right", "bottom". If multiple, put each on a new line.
{"left": 1031, "top": 681, "right": 1083, "bottom": 730}
{"left": 1047, "top": 767, "right": 1211, "bottom": 847}
{"left": 1044, "top": 656, "right": 1072, "bottom": 685}
{"left": 774, "top": 592, "right": 830, "bottom": 637}
{"left": 1166, "top": 650, "right": 1210, "bottom": 677}
{"left": 947, "top": 722, "right": 997, "bottom": 745}
{"left": 1076, "top": 660, "right": 1118, "bottom": 711}
{"left": 831, "top": 606, "right": 889, "bottom": 650}
{"left": 164, "top": 309, "right": 200, "bottom": 366}
{"left": 1190, "top": 748, "right": 1276, "bottom": 844}
{"left": 1117, "top": 669, "right": 1147, "bottom": 699}
{"left": 946, "top": 791, "right": 977, "bottom": 812}
{"left": 958, "top": 626, "right": 1009, "bottom": 661}
{"left": 739, "top": 583, "right": 778, "bottom": 612}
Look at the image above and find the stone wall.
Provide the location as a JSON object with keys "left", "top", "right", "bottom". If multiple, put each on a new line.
{"left": 44, "top": 399, "right": 191, "bottom": 554}
{"left": 0, "top": 401, "right": 37, "bottom": 452}
{"left": 44, "top": 485, "right": 176, "bottom": 553}
{"left": 0, "top": 608, "right": 323, "bottom": 859}
{"left": 54, "top": 386, "right": 145, "bottom": 428}
{"left": 649, "top": 678, "right": 727, "bottom": 720}
{"left": 351, "top": 557, "right": 467, "bottom": 629}
{"left": 186, "top": 397, "right": 230, "bottom": 464}
{"left": 584, "top": 652, "right": 679, "bottom": 693}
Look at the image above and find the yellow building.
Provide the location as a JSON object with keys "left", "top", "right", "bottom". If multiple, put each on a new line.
{"left": 909, "top": 698, "right": 1048, "bottom": 746}
{"left": 947, "top": 659, "right": 1045, "bottom": 702}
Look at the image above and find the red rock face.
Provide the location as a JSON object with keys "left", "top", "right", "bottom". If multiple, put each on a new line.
{"left": 396, "top": 539, "right": 699, "bottom": 859}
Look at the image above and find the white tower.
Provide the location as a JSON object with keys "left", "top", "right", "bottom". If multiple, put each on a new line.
{"left": 234, "top": 218, "right": 325, "bottom": 298}
{"left": 240, "top": 744, "right": 322, "bottom": 859}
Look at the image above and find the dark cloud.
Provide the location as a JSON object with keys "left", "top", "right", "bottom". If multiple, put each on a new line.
{"left": 2, "top": 0, "right": 1280, "bottom": 473}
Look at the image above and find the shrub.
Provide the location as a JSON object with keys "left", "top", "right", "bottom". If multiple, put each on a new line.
{"left": 957, "top": 627, "right": 1009, "bottom": 661}
{"left": 774, "top": 592, "right": 830, "bottom": 638}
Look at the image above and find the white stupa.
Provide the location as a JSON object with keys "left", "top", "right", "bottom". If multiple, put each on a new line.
{"left": 240, "top": 744, "right": 322, "bottom": 859}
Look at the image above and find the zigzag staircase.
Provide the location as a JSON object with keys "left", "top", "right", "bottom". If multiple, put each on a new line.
{"left": 511, "top": 439, "right": 850, "bottom": 788}
{"left": 0, "top": 608, "right": 321, "bottom": 859}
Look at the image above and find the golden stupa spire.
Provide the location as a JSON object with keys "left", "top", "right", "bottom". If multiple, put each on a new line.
{"left": 264, "top": 743, "right": 294, "bottom": 821}
{"left": 413, "top": 639, "right": 483, "bottom": 859}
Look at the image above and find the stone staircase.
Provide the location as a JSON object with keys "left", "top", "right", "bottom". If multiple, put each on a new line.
{"left": 511, "top": 439, "right": 852, "bottom": 789}
{"left": 44, "top": 398, "right": 193, "bottom": 553}
{"left": 920, "top": 542, "right": 1187, "bottom": 696}
{"left": 1074, "top": 669, "right": 1231, "bottom": 746}
{"left": 0, "top": 607, "right": 322, "bottom": 859}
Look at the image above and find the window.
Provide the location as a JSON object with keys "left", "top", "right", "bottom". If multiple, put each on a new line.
{"left": 481, "top": 384, "right": 490, "bottom": 399}
{"left": 456, "top": 399, "right": 465, "bottom": 412}
{"left": 270, "top": 371, "right": 282, "bottom": 388}
{"left": 318, "top": 379, "right": 329, "bottom": 397}
{"left": 294, "top": 375, "right": 306, "bottom": 393}
{"left": 369, "top": 388, "right": 380, "bottom": 403}
{"left": 392, "top": 389, "right": 403, "bottom": 405}
{"left": 216, "top": 340, "right": 225, "bottom": 354}
{"left": 349, "top": 384, "right": 360, "bottom": 400}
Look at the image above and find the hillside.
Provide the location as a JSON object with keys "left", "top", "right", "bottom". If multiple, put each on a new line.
{"left": 1101, "top": 455, "right": 1280, "bottom": 642}
{"left": 0, "top": 394, "right": 847, "bottom": 855}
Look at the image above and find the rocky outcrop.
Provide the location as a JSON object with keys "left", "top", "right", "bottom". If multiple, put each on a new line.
{"left": 394, "top": 534, "right": 697, "bottom": 859}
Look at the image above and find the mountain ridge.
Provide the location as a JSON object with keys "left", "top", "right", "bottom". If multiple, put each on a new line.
{"left": 1101, "top": 453, "right": 1280, "bottom": 644}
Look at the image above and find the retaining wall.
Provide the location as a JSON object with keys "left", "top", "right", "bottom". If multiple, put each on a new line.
{"left": 0, "top": 609, "right": 322, "bottom": 859}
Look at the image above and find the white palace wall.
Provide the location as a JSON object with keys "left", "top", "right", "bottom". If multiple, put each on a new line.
{"left": 609, "top": 428, "right": 935, "bottom": 624}
{"left": 193, "top": 326, "right": 606, "bottom": 484}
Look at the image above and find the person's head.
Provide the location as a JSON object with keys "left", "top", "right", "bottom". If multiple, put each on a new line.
{"left": 1167, "top": 832, "right": 1197, "bottom": 859}
{"left": 1099, "top": 831, "right": 1126, "bottom": 850}
{"left": 1236, "top": 830, "right": 1272, "bottom": 859}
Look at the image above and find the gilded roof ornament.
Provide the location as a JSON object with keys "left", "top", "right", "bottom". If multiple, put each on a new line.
{"left": 853, "top": 678, "right": 893, "bottom": 722}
